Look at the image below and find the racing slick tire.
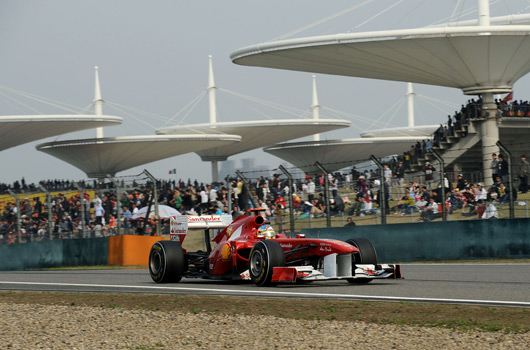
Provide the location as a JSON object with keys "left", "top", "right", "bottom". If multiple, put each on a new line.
{"left": 346, "top": 238, "right": 378, "bottom": 284}
{"left": 149, "top": 241, "right": 186, "bottom": 283}
{"left": 249, "top": 240, "right": 285, "bottom": 287}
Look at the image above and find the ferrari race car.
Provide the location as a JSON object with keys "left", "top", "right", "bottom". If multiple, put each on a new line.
{"left": 148, "top": 211, "right": 401, "bottom": 286}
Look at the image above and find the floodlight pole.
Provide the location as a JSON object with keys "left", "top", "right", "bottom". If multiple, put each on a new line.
{"left": 7, "top": 190, "right": 21, "bottom": 243}
{"left": 314, "top": 162, "right": 331, "bottom": 228}
{"left": 106, "top": 175, "right": 122, "bottom": 236}
{"left": 369, "top": 155, "right": 386, "bottom": 225}
{"left": 497, "top": 141, "right": 515, "bottom": 219}
{"left": 38, "top": 184, "right": 53, "bottom": 240}
{"left": 73, "top": 181, "right": 86, "bottom": 238}
{"left": 143, "top": 170, "right": 160, "bottom": 237}
{"left": 430, "top": 149, "right": 447, "bottom": 221}
{"left": 279, "top": 165, "right": 295, "bottom": 233}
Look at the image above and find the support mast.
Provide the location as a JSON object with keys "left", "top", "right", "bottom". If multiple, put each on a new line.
{"left": 406, "top": 82, "right": 415, "bottom": 128}
{"left": 94, "top": 66, "right": 104, "bottom": 138}
{"left": 477, "top": 0, "right": 491, "bottom": 26}
{"left": 208, "top": 55, "right": 220, "bottom": 182}
{"left": 311, "top": 75, "right": 321, "bottom": 141}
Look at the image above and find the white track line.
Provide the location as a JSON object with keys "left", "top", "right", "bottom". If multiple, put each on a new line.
{"left": 401, "top": 263, "right": 530, "bottom": 266}
{"left": 1, "top": 281, "right": 529, "bottom": 307}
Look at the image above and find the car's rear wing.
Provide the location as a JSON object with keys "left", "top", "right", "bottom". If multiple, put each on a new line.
{"left": 170, "top": 214, "right": 233, "bottom": 244}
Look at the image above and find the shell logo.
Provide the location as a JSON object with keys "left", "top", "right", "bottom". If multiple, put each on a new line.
{"left": 221, "top": 243, "right": 231, "bottom": 260}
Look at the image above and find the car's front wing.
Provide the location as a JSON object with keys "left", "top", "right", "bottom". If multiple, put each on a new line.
{"left": 240, "top": 253, "right": 402, "bottom": 283}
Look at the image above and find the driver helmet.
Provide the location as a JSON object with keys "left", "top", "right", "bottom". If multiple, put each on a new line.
{"left": 257, "top": 224, "right": 276, "bottom": 239}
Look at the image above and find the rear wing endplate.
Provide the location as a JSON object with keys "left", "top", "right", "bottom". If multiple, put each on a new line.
{"left": 169, "top": 214, "right": 232, "bottom": 243}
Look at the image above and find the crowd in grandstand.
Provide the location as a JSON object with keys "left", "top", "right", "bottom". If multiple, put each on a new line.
{"left": 2, "top": 149, "right": 529, "bottom": 245}
{"left": 3, "top": 98, "right": 530, "bottom": 244}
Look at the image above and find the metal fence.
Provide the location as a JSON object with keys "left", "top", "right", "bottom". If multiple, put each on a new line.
{"left": 3, "top": 167, "right": 529, "bottom": 245}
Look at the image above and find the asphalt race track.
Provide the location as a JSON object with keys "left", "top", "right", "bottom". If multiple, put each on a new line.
{"left": 0, "top": 264, "right": 529, "bottom": 307}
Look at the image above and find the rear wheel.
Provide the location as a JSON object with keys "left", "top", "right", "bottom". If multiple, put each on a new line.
{"left": 249, "top": 240, "right": 285, "bottom": 286}
{"left": 149, "top": 241, "right": 186, "bottom": 283}
{"left": 346, "top": 238, "right": 378, "bottom": 284}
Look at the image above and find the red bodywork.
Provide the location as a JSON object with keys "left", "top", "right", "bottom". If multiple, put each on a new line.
{"left": 206, "top": 214, "right": 358, "bottom": 277}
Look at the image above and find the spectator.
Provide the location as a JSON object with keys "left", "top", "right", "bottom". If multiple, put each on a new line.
{"left": 425, "top": 138, "right": 432, "bottom": 153}
{"left": 423, "top": 161, "right": 436, "bottom": 190}
{"left": 420, "top": 197, "right": 439, "bottom": 221}
{"left": 497, "top": 154, "right": 508, "bottom": 184}
{"left": 491, "top": 153, "right": 499, "bottom": 184}
{"left": 209, "top": 185, "right": 217, "bottom": 203}
{"left": 498, "top": 182, "right": 509, "bottom": 202}
{"left": 355, "top": 196, "right": 377, "bottom": 216}
{"left": 518, "top": 154, "right": 530, "bottom": 193}
{"left": 476, "top": 202, "right": 486, "bottom": 220}
{"left": 258, "top": 199, "right": 270, "bottom": 217}
{"left": 416, "top": 186, "right": 430, "bottom": 207}
{"left": 309, "top": 198, "right": 325, "bottom": 217}
{"left": 393, "top": 192, "right": 416, "bottom": 215}
{"left": 394, "top": 161, "right": 405, "bottom": 190}
{"left": 383, "top": 164, "right": 392, "bottom": 200}
{"left": 306, "top": 177, "right": 315, "bottom": 202}
{"left": 199, "top": 187, "right": 209, "bottom": 213}
{"left": 475, "top": 183, "right": 487, "bottom": 202}
{"left": 344, "top": 217, "right": 356, "bottom": 227}
{"left": 329, "top": 175, "right": 338, "bottom": 199}
{"left": 274, "top": 204, "right": 285, "bottom": 229}
{"left": 94, "top": 200, "right": 105, "bottom": 225}
{"left": 123, "top": 206, "right": 132, "bottom": 234}
{"left": 456, "top": 174, "right": 466, "bottom": 191}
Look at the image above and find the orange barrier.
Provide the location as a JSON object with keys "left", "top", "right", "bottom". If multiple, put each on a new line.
{"left": 108, "top": 235, "right": 166, "bottom": 266}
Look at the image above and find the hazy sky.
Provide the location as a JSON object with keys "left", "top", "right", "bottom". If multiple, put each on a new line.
{"left": 2, "top": 0, "right": 530, "bottom": 184}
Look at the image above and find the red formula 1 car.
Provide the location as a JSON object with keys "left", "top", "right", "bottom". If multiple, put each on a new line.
{"left": 148, "top": 211, "right": 401, "bottom": 286}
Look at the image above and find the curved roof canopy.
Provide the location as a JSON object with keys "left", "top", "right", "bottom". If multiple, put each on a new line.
{"left": 0, "top": 114, "right": 122, "bottom": 152}
{"left": 360, "top": 125, "right": 439, "bottom": 138}
{"left": 232, "top": 26, "right": 530, "bottom": 95}
{"left": 264, "top": 136, "right": 427, "bottom": 174}
{"left": 36, "top": 134, "right": 242, "bottom": 178}
{"left": 156, "top": 119, "right": 351, "bottom": 161}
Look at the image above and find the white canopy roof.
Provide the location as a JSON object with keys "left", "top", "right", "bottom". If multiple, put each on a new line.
{"left": 156, "top": 119, "right": 351, "bottom": 161}
{"left": 264, "top": 137, "right": 427, "bottom": 174}
{"left": 232, "top": 26, "right": 530, "bottom": 94}
{"left": 36, "top": 134, "right": 241, "bottom": 178}
{"left": 0, "top": 114, "right": 122, "bottom": 152}
{"left": 361, "top": 125, "right": 439, "bottom": 138}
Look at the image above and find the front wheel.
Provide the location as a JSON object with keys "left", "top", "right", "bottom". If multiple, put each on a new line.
{"left": 249, "top": 240, "right": 285, "bottom": 286}
{"left": 346, "top": 238, "right": 378, "bottom": 284}
{"left": 149, "top": 241, "right": 186, "bottom": 283}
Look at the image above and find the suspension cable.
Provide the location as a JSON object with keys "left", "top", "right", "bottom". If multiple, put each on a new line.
{"left": 269, "top": 0, "right": 375, "bottom": 41}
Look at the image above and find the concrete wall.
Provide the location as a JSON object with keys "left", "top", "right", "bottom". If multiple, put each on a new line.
{"left": 0, "top": 235, "right": 165, "bottom": 271}
{"left": 301, "top": 219, "right": 530, "bottom": 262}
{"left": 62, "top": 238, "right": 109, "bottom": 267}
{"left": 0, "top": 240, "right": 63, "bottom": 271}
{"left": 2, "top": 219, "right": 529, "bottom": 270}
